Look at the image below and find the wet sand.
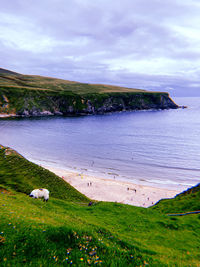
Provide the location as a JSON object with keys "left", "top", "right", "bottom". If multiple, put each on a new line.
{"left": 44, "top": 166, "right": 180, "bottom": 207}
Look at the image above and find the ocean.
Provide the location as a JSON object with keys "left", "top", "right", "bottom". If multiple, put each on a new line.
{"left": 0, "top": 97, "right": 199, "bottom": 191}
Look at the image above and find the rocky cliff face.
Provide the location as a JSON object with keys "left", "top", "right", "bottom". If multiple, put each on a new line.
{"left": 0, "top": 90, "right": 179, "bottom": 117}
{"left": 80, "top": 93, "right": 178, "bottom": 115}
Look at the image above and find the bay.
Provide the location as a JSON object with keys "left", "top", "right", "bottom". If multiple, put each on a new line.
{"left": 0, "top": 97, "right": 199, "bottom": 190}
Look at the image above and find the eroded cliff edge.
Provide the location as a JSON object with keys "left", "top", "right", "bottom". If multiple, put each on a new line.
{"left": 0, "top": 90, "right": 178, "bottom": 117}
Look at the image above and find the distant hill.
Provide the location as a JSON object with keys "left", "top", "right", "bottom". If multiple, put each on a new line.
{"left": 0, "top": 68, "right": 145, "bottom": 94}
{"left": 0, "top": 68, "right": 179, "bottom": 117}
{"left": 0, "top": 68, "right": 20, "bottom": 75}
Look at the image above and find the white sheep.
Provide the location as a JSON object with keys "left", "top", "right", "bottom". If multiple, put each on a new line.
{"left": 29, "top": 188, "right": 49, "bottom": 202}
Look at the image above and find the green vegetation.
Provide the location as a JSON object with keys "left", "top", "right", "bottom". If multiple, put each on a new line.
{"left": 0, "top": 69, "right": 146, "bottom": 94}
{"left": 0, "top": 70, "right": 147, "bottom": 101}
{"left": 0, "top": 145, "right": 200, "bottom": 266}
{"left": 0, "top": 69, "right": 178, "bottom": 116}
{"left": 0, "top": 146, "right": 89, "bottom": 203}
{"left": 152, "top": 184, "right": 200, "bottom": 214}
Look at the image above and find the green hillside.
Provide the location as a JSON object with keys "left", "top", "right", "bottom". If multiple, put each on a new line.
{"left": 152, "top": 184, "right": 200, "bottom": 214}
{"left": 0, "top": 69, "right": 146, "bottom": 94}
{"left": 0, "top": 145, "right": 200, "bottom": 266}
{"left": 0, "top": 68, "right": 20, "bottom": 75}
{"left": 0, "top": 145, "right": 89, "bottom": 203}
{"left": 0, "top": 68, "right": 178, "bottom": 117}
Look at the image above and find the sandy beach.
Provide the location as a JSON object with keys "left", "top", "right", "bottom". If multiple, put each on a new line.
{"left": 44, "top": 166, "right": 181, "bottom": 207}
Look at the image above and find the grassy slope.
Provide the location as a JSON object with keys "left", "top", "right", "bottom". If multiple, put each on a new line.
{"left": 152, "top": 184, "right": 200, "bottom": 214}
{"left": 0, "top": 67, "right": 173, "bottom": 95}
{"left": 0, "top": 68, "right": 20, "bottom": 75}
{"left": 0, "top": 146, "right": 89, "bottom": 203}
{"left": 0, "top": 146, "right": 200, "bottom": 266}
{"left": 0, "top": 71, "right": 147, "bottom": 94}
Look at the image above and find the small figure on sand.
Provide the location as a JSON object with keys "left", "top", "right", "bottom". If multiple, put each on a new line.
{"left": 127, "top": 187, "right": 136, "bottom": 193}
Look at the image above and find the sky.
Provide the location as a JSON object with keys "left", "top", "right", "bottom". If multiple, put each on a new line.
{"left": 1, "top": 0, "right": 200, "bottom": 96}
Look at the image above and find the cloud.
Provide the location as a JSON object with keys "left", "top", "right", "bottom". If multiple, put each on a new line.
{"left": 1, "top": 0, "right": 200, "bottom": 95}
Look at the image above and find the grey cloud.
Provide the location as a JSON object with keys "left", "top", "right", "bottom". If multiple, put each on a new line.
{"left": 1, "top": 0, "right": 200, "bottom": 96}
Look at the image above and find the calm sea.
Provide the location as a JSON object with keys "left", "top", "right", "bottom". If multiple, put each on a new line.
{"left": 0, "top": 97, "right": 199, "bottom": 190}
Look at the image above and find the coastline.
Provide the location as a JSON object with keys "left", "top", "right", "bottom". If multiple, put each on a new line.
{"left": 0, "top": 113, "right": 18, "bottom": 118}
{"left": 43, "top": 165, "right": 181, "bottom": 207}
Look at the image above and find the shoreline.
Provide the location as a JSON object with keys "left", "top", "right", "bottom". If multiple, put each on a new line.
{"left": 43, "top": 165, "right": 181, "bottom": 208}
{"left": 0, "top": 113, "right": 18, "bottom": 118}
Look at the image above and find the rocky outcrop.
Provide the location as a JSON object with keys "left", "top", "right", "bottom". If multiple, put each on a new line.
{"left": 0, "top": 90, "right": 179, "bottom": 118}
{"left": 80, "top": 92, "right": 178, "bottom": 114}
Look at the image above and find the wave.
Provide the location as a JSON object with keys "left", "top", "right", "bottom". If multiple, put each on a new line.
{"left": 137, "top": 161, "right": 200, "bottom": 172}
{"left": 144, "top": 178, "right": 195, "bottom": 186}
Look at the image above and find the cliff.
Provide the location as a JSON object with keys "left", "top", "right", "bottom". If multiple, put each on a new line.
{"left": 0, "top": 69, "right": 179, "bottom": 117}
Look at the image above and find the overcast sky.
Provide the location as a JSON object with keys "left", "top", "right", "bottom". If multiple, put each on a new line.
{"left": 1, "top": 0, "right": 200, "bottom": 96}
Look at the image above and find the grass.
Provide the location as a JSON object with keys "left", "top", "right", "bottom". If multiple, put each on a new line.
{"left": 0, "top": 71, "right": 147, "bottom": 94}
{"left": 0, "top": 146, "right": 89, "bottom": 203}
{"left": 151, "top": 184, "right": 200, "bottom": 214}
{"left": 0, "top": 145, "right": 200, "bottom": 266}
{"left": 0, "top": 69, "right": 178, "bottom": 116}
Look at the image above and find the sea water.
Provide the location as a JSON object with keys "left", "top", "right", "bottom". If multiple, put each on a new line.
{"left": 0, "top": 97, "right": 199, "bottom": 191}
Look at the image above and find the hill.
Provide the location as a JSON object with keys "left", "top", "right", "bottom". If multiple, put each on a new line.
{"left": 0, "top": 68, "right": 20, "bottom": 75}
{"left": 0, "top": 68, "right": 143, "bottom": 94}
{"left": 0, "top": 145, "right": 89, "bottom": 203}
{"left": 152, "top": 183, "right": 200, "bottom": 214}
{"left": 0, "top": 68, "right": 179, "bottom": 117}
{"left": 0, "top": 145, "right": 200, "bottom": 266}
